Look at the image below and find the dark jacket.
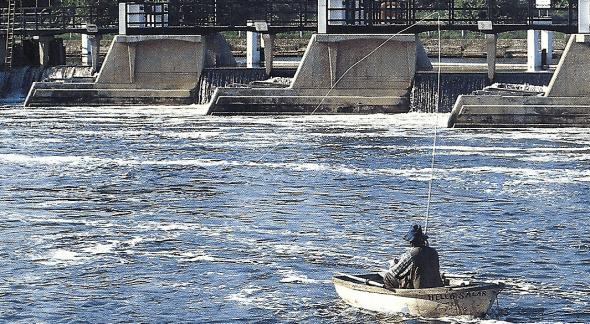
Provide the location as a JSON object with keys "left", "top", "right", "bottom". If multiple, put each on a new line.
{"left": 398, "top": 246, "right": 443, "bottom": 289}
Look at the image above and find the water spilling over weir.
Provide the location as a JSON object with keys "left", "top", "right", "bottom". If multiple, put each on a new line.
{"left": 0, "top": 67, "right": 48, "bottom": 102}
{"left": 197, "top": 68, "right": 267, "bottom": 104}
{"left": 197, "top": 69, "right": 555, "bottom": 114}
{"left": 196, "top": 67, "right": 555, "bottom": 114}
{"left": 410, "top": 72, "right": 554, "bottom": 113}
{"left": 5, "top": 63, "right": 555, "bottom": 115}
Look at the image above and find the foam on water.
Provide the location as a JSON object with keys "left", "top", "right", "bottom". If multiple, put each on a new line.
{"left": 0, "top": 107, "right": 588, "bottom": 323}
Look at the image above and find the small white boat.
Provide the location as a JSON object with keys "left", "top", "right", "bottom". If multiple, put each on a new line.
{"left": 333, "top": 273, "right": 504, "bottom": 318}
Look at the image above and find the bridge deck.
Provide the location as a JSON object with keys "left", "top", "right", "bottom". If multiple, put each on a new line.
{"left": 0, "top": 0, "right": 579, "bottom": 36}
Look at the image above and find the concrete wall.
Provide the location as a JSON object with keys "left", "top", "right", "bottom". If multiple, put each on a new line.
{"left": 546, "top": 35, "right": 590, "bottom": 97}
{"left": 207, "top": 34, "right": 420, "bottom": 114}
{"left": 96, "top": 35, "right": 206, "bottom": 90}
{"left": 291, "top": 34, "right": 417, "bottom": 95}
{"left": 449, "top": 95, "right": 590, "bottom": 127}
{"left": 448, "top": 34, "right": 590, "bottom": 127}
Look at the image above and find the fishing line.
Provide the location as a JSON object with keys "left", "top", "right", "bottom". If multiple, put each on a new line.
{"left": 310, "top": 12, "right": 441, "bottom": 115}
{"left": 240, "top": 12, "right": 445, "bottom": 228}
{"left": 250, "top": 12, "right": 441, "bottom": 166}
{"left": 424, "top": 14, "right": 442, "bottom": 235}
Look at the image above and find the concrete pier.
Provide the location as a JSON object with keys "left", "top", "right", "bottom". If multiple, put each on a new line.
{"left": 35, "top": 36, "right": 53, "bottom": 67}
{"left": 245, "top": 21, "right": 275, "bottom": 75}
{"left": 449, "top": 34, "right": 590, "bottom": 128}
{"left": 206, "top": 34, "right": 427, "bottom": 114}
{"left": 262, "top": 33, "right": 276, "bottom": 76}
{"left": 25, "top": 34, "right": 235, "bottom": 106}
{"left": 527, "top": 29, "right": 542, "bottom": 71}
{"left": 247, "top": 27, "right": 260, "bottom": 68}
{"left": 485, "top": 34, "right": 497, "bottom": 82}
{"left": 527, "top": 23, "right": 554, "bottom": 71}
{"left": 82, "top": 33, "right": 101, "bottom": 72}
{"left": 541, "top": 30, "right": 553, "bottom": 65}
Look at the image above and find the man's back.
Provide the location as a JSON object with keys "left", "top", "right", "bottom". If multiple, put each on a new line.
{"left": 400, "top": 246, "right": 443, "bottom": 289}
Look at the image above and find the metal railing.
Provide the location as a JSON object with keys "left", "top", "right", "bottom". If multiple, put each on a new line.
{"left": 0, "top": 0, "right": 579, "bottom": 35}
{"left": 0, "top": 5, "right": 118, "bottom": 33}
{"left": 325, "top": 0, "right": 577, "bottom": 32}
{"left": 123, "top": 0, "right": 318, "bottom": 30}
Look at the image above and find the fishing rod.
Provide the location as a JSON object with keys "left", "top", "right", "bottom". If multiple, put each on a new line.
{"left": 424, "top": 14, "right": 442, "bottom": 235}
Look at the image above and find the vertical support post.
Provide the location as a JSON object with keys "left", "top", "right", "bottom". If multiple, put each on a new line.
{"left": 35, "top": 36, "right": 53, "bottom": 67}
{"left": 527, "top": 29, "right": 541, "bottom": 71}
{"left": 262, "top": 33, "right": 275, "bottom": 76}
{"left": 318, "top": 0, "right": 327, "bottom": 33}
{"left": 127, "top": 44, "right": 136, "bottom": 83}
{"left": 54, "top": 38, "right": 67, "bottom": 65}
{"left": 82, "top": 33, "right": 91, "bottom": 66}
{"left": 318, "top": 0, "right": 345, "bottom": 33}
{"left": 247, "top": 22, "right": 260, "bottom": 68}
{"left": 485, "top": 33, "right": 497, "bottom": 83}
{"left": 82, "top": 25, "right": 100, "bottom": 72}
{"left": 580, "top": 0, "right": 590, "bottom": 33}
{"left": 541, "top": 30, "right": 553, "bottom": 65}
{"left": 91, "top": 35, "right": 102, "bottom": 73}
{"left": 119, "top": 2, "right": 127, "bottom": 35}
{"left": 39, "top": 40, "right": 50, "bottom": 67}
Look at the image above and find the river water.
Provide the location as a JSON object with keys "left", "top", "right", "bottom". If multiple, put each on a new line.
{"left": 0, "top": 106, "right": 588, "bottom": 323}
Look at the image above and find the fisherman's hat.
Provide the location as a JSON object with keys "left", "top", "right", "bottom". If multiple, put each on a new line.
{"left": 403, "top": 224, "right": 428, "bottom": 244}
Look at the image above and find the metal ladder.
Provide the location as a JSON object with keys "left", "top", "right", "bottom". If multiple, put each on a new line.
{"left": 4, "top": 0, "right": 16, "bottom": 69}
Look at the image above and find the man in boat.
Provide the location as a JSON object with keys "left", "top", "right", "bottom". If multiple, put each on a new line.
{"left": 383, "top": 224, "right": 443, "bottom": 290}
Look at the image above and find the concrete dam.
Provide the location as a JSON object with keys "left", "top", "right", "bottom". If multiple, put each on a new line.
{"left": 24, "top": 33, "right": 428, "bottom": 114}
{"left": 9, "top": 0, "right": 590, "bottom": 126}
{"left": 21, "top": 32, "right": 555, "bottom": 115}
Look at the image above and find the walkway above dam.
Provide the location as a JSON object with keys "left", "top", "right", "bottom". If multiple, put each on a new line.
{"left": 0, "top": 0, "right": 580, "bottom": 37}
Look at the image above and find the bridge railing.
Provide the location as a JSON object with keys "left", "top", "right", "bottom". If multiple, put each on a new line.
{"left": 0, "top": 0, "right": 578, "bottom": 34}
{"left": 122, "top": 0, "right": 318, "bottom": 31}
{"left": 0, "top": 5, "right": 118, "bottom": 33}
{"left": 0, "top": 1, "right": 317, "bottom": 33}
{"left": 325, "top": 0, "right": 576, "bottom": 32}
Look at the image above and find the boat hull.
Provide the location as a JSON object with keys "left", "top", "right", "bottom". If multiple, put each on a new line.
{"left": 333, "top": 274, "right": 504, "bottom": 318}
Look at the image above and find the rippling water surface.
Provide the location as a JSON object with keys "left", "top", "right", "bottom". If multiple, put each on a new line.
{"left": 1, "top": 107, "right": 589, "bottom": 323}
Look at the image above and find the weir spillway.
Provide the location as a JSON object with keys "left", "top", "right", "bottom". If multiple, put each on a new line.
{"left": 6, "top": 63, "right": 554, "bottom": 116}
{"left": 13, "top": 29, "right": 588, "bottom": 126}
{"left": 410, "top": 72, "right": 554, "bottom": 113}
